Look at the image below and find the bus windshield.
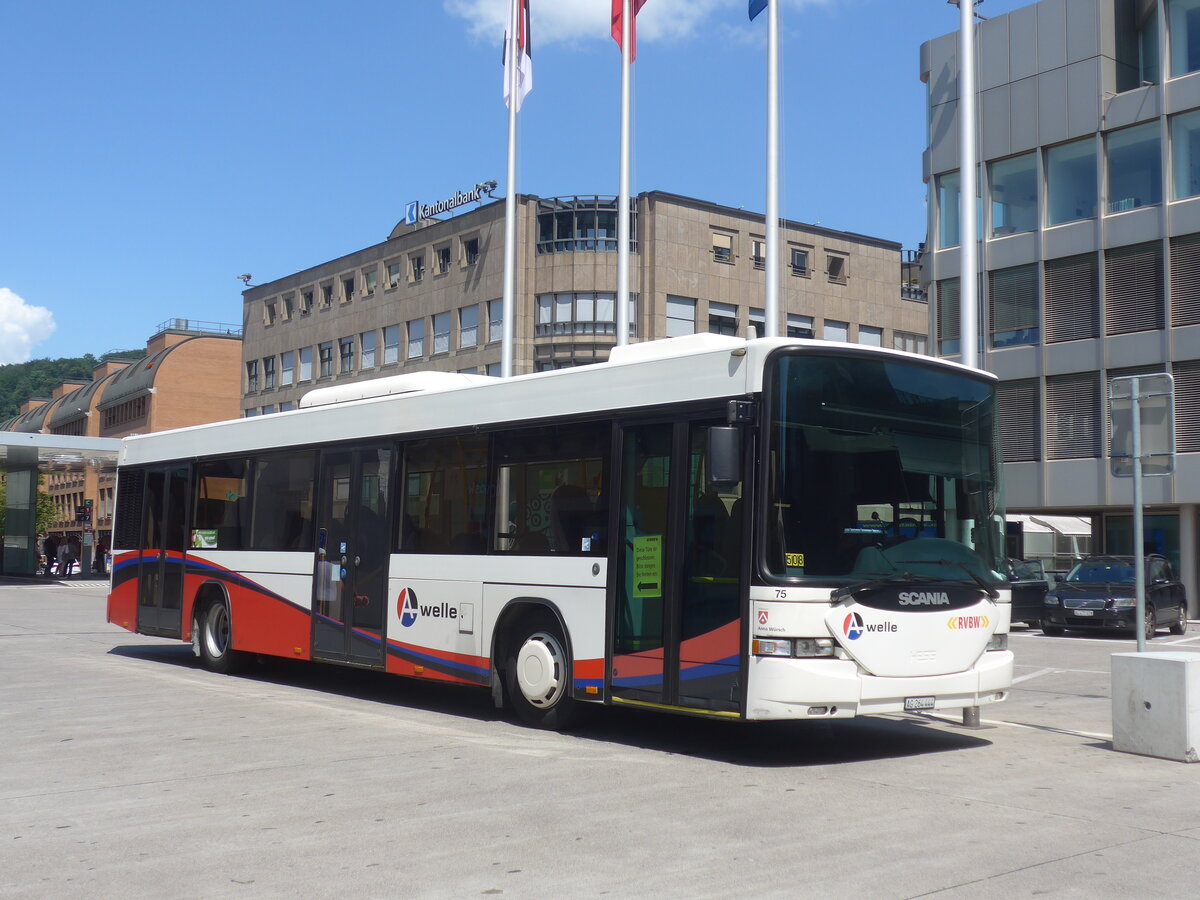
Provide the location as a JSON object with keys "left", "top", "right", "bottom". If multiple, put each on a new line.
{"left": 765, "top": 351, "right": 1005, "bottom": 586}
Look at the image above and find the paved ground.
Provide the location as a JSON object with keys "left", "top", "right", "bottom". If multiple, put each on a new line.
{"left": 2, "top": 583, "right": 1199, "bottom": 899}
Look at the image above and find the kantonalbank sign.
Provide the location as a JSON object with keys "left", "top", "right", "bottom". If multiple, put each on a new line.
{"left": 405, "top": 180, "right": 498, "bottom": 225}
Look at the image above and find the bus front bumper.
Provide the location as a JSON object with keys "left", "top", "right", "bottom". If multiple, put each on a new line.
{"left": 744, "top": 650, "right": 1013, "bottom": 721}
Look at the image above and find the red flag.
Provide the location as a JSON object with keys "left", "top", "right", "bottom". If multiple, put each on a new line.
{"left": 611, "top": 0, "right": 648, "bottom": 61}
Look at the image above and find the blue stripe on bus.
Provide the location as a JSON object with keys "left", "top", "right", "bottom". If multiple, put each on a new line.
{"left": 387, "top": 642, "right": 490, "bottom": 681}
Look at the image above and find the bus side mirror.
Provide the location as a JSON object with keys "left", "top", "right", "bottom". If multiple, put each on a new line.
{"left": 707, "top": 426, "right": 741, "bottom": 487}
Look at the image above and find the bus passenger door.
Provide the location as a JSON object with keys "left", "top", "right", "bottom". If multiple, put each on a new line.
{"left": 312, "top": 445, "right": 393, "bottom": 667}
{"left": 137, "top": 464, "right": 190, "bottom": 637}
{"left": 610, "top": 419, "right": 744, "bottom": 714}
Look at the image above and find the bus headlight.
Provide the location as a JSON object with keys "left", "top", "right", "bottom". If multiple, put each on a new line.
{"left": 752, "top": 638, "right": 835, "bottom": 658}
{"left": 987, "top": 633, "right": 1008, "bottom": 651}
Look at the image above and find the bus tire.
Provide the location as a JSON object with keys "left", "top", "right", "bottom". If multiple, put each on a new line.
{"left": 505, "top": 612, "right": 579, "bottom": 731}
{"left": 196, "top": 598, "right": 243, "bottom": 674}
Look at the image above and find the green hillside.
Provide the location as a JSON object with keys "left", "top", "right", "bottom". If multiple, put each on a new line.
{"left": 0, "top": 350, "right": 146, "bottom": 422}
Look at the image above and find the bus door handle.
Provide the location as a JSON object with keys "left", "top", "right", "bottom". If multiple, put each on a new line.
{"left": 354, "top": 556, "right": 361, "bottom": 567}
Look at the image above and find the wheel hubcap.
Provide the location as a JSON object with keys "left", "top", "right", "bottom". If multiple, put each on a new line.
{"left": 515, "top": 631, "right": 565, "bottom": 708}
{"left": 207, "top": 606, "right": 230, "bottom": 657}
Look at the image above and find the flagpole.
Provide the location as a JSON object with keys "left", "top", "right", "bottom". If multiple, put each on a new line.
{"left": 616, "top": 0, "right": 632, "bottom": 347}
{"left": 764, "top": 0, "right": 780, "bottom": 337}
{"left": 502, "top": 0, "right": 520, "bottom": 377}
{"left": 958, "top": 0, "right": 978, "bottom": 369}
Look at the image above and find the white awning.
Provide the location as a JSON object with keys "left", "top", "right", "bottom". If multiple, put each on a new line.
{"left": 1008, "top": 514, "right": 1092, "bottom": 536}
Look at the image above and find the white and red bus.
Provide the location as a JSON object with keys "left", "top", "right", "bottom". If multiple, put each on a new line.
{"left": 107, "top": 334, "right": 1013, "bottom": 728}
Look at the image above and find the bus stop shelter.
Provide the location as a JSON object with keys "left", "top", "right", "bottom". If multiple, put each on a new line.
{"left": 0, "top": 432, "right": 120, "bottom": 577}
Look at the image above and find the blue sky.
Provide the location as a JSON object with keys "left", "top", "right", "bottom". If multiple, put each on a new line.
{"left": 0, "top": 0, "right": 1032, "bottom": 364}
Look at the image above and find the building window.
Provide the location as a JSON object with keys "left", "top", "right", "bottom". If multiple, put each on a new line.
{"left": 361, "top": 330, "right": 377, "bottom": 368}
{"left": 1170, "top": 0, "right": 1200, "bottom": 76}
{"left": 383, "top": 325, "right": 400, "bottom": 364}
{"left": 826, "top": 253, "right": 848, "bottom": 284}
{"left": 363, "top": 268, "right": 378, "bottom": 296}
{"left": 751, "top": 239, "right": 766, "bottom": 270}
{"left": 707, "top": 301, "right": 738, "bottom": 336}
{"left": 1044, "top": 254, "right": 1100, "bottom": 342}
{"left": 1046, "top": 372, "right": 1101, "bottom": 459}
{"left": 263, "top": 356, "right": 276, "bottom": 390}
{"left": 298, "top": 346, "right": 312, "bottom": 381}
{"left": 535, "top": 195, "right": 627, "bottom": 253}
{"left": 319, "top": 342, "right": 333, "bottom": 378}
{"left": 279, "top": 401, "right": 294, "bottom": 413}
{"left": 787, "top": 314, "right": 814, "bottom": 339}
{"left": 989, "top": 264, "right": 1039, "bottom": 348}
{"left": 1116, "top": 0, "right": 1160, "bottom": 90}
{"left": 1046, "top": 138, "right": 1098, "bottom": 225}
{"left": 321, "top": 284, "right": 333, "bottom": 308}
{"left": 666, "top": 296, "right": 696, "bottom": 337}
{"left": 436, "top": 246, "right": 451, "bottom": 275}
{"left": 408, "top": 319, "right": 425, "bottom": 358}
{"left": 790, "top": 247, "right": 810, "bottom": 276}
{"left": 749, "top": 307, "right": 765, "bottom": 338}
{"left": 989, "top": 152, "right": 1038, "bottom": 236}
{"left": 263, "top": 301, "right": 276, "bottom": 326}
{"left": 487, "top": 362, "right": 501, "bottom": 377}
{"left": 1170, "top": 109, "right": 1200, "bottom": 201}
{"left": 488, "top": 299, "right": 503, "bottom": 342}
{"left": 433, "top": 312, "right": 450, "bottom": 354}
{"left": 534, "top": 292, "right": 623, "bottom": 336}
{"left": 1107, "top": 122, "right": 1162, "bottom": 212}
{"left": 1173, "top": 360, "right": 1200, "bottom": 452}
{"left": 998, "top": 379, "right": 1041, "bottom": 462}
{"left": 893, "top": 330, "right": 927, "bottom": 354}
{"left": 460, "top": 306, "right": 479, "bottom": 348}
{"left": 411, "top": 254, "right": 425, "bottom": 283}
{"left": 246, "top": 360, "right": 259, "bottom": 392}
{"left": 823, "top": 320, "right": 849, "bottom": 342}
{"left": 858, "top": 325, "right": 883, "bottom": 347}
{"left": 712, "top": 232, "right": 733, "bottom": 264}
{"left": 464, "top": 237, "right": 480, "bottom": 265}
{"left": 937, "top": 277, "right": 961, "bottom": 355}
{"left": 342, "top": 275, "right": 355, "bottom": 302}
{"left": 1171, "top": 233, "right": 1200, "bottom": 325}
{"left": 1106, "top": 242, "right": 1165, "bottom": 334}
{"left": 282, "top": 294, "right": 294, "bottom": 320}
{"left": 937, "top": 171, "right": 961, "bottom": 248}
{"left": 339, "top": 338, "right": 355, "bottom": 374}
{"left": 387, "top": 261, "right": 402, "bottom": 288}
{"left": 301, "top": 290, "right": 314, "bottom": 315}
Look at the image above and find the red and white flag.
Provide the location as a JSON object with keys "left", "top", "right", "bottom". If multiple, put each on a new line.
{"left": 503, "top": 0, "right": 532, "bottom": 111}
{"left": 611, "top": 0, "right": 648, "bottom": 61}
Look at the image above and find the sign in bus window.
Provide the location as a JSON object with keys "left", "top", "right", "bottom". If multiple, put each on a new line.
{"left": 632, "top": 535, "right": 663, "bottom": 597}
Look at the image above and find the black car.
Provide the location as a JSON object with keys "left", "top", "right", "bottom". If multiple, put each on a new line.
{"left": 1042, "top": 554, "right": 1189, "bottom": 638}
{"left": 1008, "top": 558, "right": 1049, "bottom": 627}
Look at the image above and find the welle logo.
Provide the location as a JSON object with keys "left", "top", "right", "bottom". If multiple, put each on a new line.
{"left": 397, "top": 588, "right": 458, "bottom": 628}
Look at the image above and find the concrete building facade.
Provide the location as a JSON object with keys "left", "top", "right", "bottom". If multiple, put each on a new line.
{"left": 921, "top": 0, "right": 1200, "bottom": 607}
{"left": 241, "top": 190, "right": 929, "bottom": 414}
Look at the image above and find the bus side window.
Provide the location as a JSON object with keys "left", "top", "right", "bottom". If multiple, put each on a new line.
{"left": 400, "top": 436, "right": 488, "bottom": 554}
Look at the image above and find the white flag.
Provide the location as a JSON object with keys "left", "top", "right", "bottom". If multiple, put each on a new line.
{"left": 503, "top": 0, "right": 532, "bottom": 111}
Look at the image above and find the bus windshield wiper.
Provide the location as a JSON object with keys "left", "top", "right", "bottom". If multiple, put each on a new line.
{"left": 831, "top": 572, "right": 946, "bottom": 602}
{"left": 889, "top": 557, "right": 1001, "bottom": 600}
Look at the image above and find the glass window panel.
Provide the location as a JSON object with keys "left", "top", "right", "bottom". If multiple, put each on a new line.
{"left": 407, "top": 319, "right": 425, "bottom": 358}
{"left": 937, "top": 171, "right": 961, "bottom": 248}
{"left": 1170, "top": 0, "right": 1200, "bottom": 76}
{"left": 1107, "top": 122, "right": 1162, "bottom": 212}
{"left": 595, "top": 293, "right": 615, "bottom": 322}
{"left": 555, "top": 293, "right": 573, "bottom": 322}
{"left": 280, "top": 351, "right": 295, "bottom": 386}
{"left": 460, "top": 306, "right": 478, "bottom": 348}
{"left": 823, "top": 320, "right": 849, "bottom": 342}
{"left": 990, "top": 153, "right": 1038, "bottom": 237}
{"left": 361, "top": 331, "right": 376, "bottom": 368}
{"left": 666, "top": 295, "right": 696, "bottom": 337}
{"left": 1171, "top": 109, "right": 1200, "bottom": 200}
{"left": 489, "top": 300, "right": 503, "bottom": 341}
{"left": 858, "top": 325, "right": 883, "bottom": 346}
{"left": 786, "top": 313, "right": 813, "bottom": 339}
{"left": 433, "top": 312, "right": 450, "bottom": 354}
{"left": 1046, "top": 138, "right": 1098, "bottom": 225}
{"left": 298, "top": 347, "right": 313, "bottom": 381}
{"left": 383, "top": 325, "right": 400, "bottom": 364}
{"left": 576, "top": 293, "right": 595, "bottom": 322}
{"left": 250, "top": 452, "right": 316, "bottom": 550}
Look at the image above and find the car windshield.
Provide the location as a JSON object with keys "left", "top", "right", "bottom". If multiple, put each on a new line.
{"left": 1010, "top": 559, "right": 1044, "bottom": 581}
{"left": 1065, "top": 559, "right": 1136, "bottom": 584}
{"left": 765, "top": 351, "right": 1005, "bottom": 585}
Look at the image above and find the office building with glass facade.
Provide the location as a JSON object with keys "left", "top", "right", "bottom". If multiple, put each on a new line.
{"left": 922, "top": 0, "right": 1200, "bottom": 607}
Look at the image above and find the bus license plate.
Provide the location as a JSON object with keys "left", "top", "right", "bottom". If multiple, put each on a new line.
{"left": 904, "top": 696, "right": 936, "bottom": 711}
{"left": 1073, "top": 610, "right": 1094, "bottom": 616}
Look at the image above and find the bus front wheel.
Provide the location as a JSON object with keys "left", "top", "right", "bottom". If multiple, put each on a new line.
{"left": 505, "top": 613, "right": 579, "bottom": 731}
{"left": 195, "top": 599, "right": 242, "bottom": 674}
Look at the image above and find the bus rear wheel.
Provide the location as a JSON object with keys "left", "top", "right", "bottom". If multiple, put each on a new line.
{"left": 505, "top": 613, "right": 579, "bottom": 731}
{"left": 195, "top": 599, "right": 242, "bottom": 674}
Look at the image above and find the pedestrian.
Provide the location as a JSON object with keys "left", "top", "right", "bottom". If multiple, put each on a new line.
{"left": 42, "top": 535, "right": 58, "bottom": 577}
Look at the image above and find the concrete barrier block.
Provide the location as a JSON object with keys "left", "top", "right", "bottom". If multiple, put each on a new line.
{"left": 1111, "top": 652, "right": 1200, "bottom": 763}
